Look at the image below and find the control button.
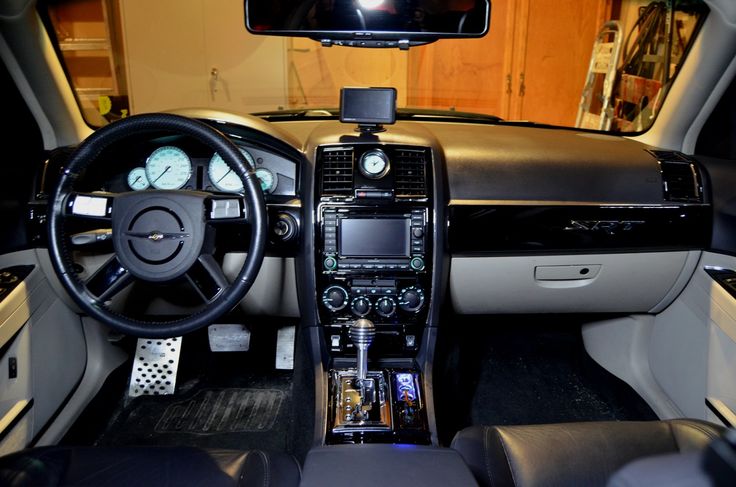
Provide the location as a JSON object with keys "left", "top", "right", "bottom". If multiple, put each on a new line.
{"left": 363, "top": 264, "right": 375, "bottom": 269}
{"left": 322, "top": 286, "right": 348, "bottom": 311}
{"left": 351, "top": 296, "right": 371, "bottom": 317}
{"left": 324, "top": 256, "right": 338, "bottom": 271}
{"left": 352, "top": 287, "right": 366, "bottom": 295}
{"left": 412, "top": 228, "right": 424, "bottom": 238}
{"left": 399, "top": 286, "right": 425, "bottom": 313}
{"left": 405, "top": 335, "right": 416, "bottom": 348}
{"left": 331, "top": 335, "right": 341, "bottom": 348}
{"left": 376, "top": 297, "right": 396, "bottom": 317}
{"left": 410, "top": 257, "right": 425, "bottom": 271}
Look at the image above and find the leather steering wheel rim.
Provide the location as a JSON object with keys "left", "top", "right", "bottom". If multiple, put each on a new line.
{"left": 48, "top": 113, "right": 267, "bottom": 338}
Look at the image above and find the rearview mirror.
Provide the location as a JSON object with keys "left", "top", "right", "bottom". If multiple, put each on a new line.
{"left": 244, "top": 0, "right": 490, "bottom": 48}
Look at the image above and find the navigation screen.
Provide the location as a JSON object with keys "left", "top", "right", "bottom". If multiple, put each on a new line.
{"left": 339, "top": 218, "right": 409, "bottom": 257}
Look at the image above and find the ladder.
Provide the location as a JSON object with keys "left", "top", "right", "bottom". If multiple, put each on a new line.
{"left": 575, "top": 21, "right": 623, "bottom": 131}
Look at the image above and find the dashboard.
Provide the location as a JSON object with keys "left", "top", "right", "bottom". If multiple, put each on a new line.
{"left": 32, "top": 113, "right": 712, "bottom": 323}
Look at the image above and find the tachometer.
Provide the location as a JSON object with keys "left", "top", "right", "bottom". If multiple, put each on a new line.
{"left": 145, "top": 146, "right": 192, "bottom": 190}
{"left": 255, "top": 167, "right": 278, "bottom": 194}
{"left": 127, "top": 167, "right": 150, "bottom": 190}
{"left": 208, "top": 147, "right": 255, "bottom": 193}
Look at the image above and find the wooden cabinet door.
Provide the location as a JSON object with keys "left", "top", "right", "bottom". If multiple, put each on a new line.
{"left": 509, "top": 0, "right": 612, "bottom": 126}
{"left": 120, "top": 0, "right": 287, "bottom": 115}
{"left": 407, "top": 0, "right": 515, "bottom": 118}
{"left": 120, "top": 0, "right": 209, "bottom": 114}
{"left": 287, "top": 38, "right": 409, "bottom": 109}
{"left": 202, "top": 0, "right": 288, "bottom": 113}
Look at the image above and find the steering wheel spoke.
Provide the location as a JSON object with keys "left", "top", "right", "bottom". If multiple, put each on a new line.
{"left": 205, "top": 195, "right": 250, "bottom": 224}
{"left": 65, "top": 192, "right": 115, "bottom": 222}
{"left": 85, "top": 255, "right": 134, "bottom": 302}
{"left": 186, "top": 254, "right": 231, "bottom": 303}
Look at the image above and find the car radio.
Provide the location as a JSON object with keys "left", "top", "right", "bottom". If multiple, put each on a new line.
{"left": 320, "top": 207, "right": 427, "bottom": 273}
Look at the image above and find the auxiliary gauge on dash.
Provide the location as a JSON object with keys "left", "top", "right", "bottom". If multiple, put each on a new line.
{"left": 358, "top": 149, "right": 390, "bottom": 179}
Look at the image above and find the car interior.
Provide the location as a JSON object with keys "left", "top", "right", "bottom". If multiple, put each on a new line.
{"left": 0, "top": 0, "right": 735, "bottom": 485}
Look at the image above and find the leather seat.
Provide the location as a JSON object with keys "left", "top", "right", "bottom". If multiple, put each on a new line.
{"left": 0, "top": 446, "right": 300, "bottom": 487}
{"left": 451, "top": 419, "right": 724, "bottom": 487}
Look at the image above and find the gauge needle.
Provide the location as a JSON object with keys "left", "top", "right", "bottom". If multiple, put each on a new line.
{"left": 216, "top": 169, "right": 233, "bottom": 184}
{"left": 152, "top": 166, "right": 171, "bottom": 184}
{"left": 132, "top": 176, "right": 142, "bottom": 185}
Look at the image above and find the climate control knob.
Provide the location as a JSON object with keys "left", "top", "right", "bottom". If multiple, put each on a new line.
{"left": 322, "top": 286, "right": 348, "bottom": 311}
{"left": 375, "top": 297, "right": 396, "bottom": 318}
{"left": 399, "top": 286, "right": 425, "bottom": 313}
{"left": 351, "top": 296, "right": 372, "bottom": 317}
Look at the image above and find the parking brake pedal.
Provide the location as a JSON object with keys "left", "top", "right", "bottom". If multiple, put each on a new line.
{"left": 128, "top": 337, "right": 182, "bottom": 397}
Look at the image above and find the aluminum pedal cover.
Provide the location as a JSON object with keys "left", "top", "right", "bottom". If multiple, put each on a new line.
{"left": 128, "top": 337, "right": 182, "bottom": 397}
{"left": 208, "top": 324, "right": 250, "bottom": 352}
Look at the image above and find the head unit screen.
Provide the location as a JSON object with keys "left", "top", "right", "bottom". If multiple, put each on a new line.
{"left": 339, "top": 218, "right": 409, "bottom": 257}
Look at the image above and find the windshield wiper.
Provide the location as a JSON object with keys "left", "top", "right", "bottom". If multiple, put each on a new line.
{"left": 395, "top": 108, "right": 502, "bottom": 123}
{"left": 253, "top": 107, "right": 504, "bottom": 124}
{"left": 253, "top": 109, "right": 339, "bottom": 120}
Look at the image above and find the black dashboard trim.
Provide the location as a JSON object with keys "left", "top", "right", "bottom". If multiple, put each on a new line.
{"left": 448, "top": 204, "right": 711, "bottom": 255}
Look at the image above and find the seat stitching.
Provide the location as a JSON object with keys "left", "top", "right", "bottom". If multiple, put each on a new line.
{"left": 257, "top": 450, "right": 271, "bottom": 487}
{"left": 496, "top": 429, "right": 518, "bottom": 487}
{"left": 482, "top": 427, "right": 496, "bottom": 487}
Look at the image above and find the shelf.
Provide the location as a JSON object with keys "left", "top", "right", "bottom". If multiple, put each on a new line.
{"left": 59, "top": 38, "right": 110, "bottom": 51}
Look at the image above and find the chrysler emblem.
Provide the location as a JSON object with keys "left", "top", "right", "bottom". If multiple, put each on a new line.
{"left": 125, "top": 230, "right": 191, "bottom": 241}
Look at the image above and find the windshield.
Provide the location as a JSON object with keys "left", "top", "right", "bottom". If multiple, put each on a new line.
{"left": 43, "top": 0, "right": 706, "bottom": 132}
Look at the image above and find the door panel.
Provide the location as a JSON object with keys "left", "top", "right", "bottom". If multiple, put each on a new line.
{"left": 0, "top": 251, "right": 86, "bottom": 452}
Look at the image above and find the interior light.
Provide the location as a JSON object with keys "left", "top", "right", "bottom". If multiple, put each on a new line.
{"left": 358, "top": 0, "right": 385, "bottom": 9}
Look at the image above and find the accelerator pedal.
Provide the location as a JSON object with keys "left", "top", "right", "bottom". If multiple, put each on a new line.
{"left": 128, "top": 337, "right": 182, "bottom": 397}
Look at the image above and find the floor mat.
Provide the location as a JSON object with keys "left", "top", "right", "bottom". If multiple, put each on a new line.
{"left": 155, "top": 388, "right": 284, "bottom": 434}
{"left": 434, "top": 317, "right": 658, "bottom": 444}
{"left": 95, "top": 373, "right": 293, "bottom": 451}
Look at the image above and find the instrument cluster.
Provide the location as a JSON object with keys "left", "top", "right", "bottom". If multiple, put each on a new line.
{"left": 113, "top": 143, "right": 296, "bottom": 197}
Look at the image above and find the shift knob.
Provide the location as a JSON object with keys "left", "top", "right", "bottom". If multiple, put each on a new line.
{"left": 349, "top": 318, "right": 375, "bottom": 383}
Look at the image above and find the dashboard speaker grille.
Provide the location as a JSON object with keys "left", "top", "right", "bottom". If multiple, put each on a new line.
{"left": 394, "top": 148, "right": 428, "bottom": 197}
{"left": 321, "top": 147, "right": 354, "bottom": 194}
{"left": 648, "top": 150, "right": 703, "bottom": 203}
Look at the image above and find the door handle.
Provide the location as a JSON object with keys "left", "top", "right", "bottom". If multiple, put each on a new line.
{"left": 519, "top": 73, "right": 526, "bottom": 97}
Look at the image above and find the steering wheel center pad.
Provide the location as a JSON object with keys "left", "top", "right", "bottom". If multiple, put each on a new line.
{"left": 112, "top": 192, "right": 207, "bottom": 282}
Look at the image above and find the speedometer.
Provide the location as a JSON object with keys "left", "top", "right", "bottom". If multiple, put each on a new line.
{"left": 208, "top": 147, "right": 255, "bottom": 193}
{"left": 145, "top": 146, "right": 192, "bottom": 190}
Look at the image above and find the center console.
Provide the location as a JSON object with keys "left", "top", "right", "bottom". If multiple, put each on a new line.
{"left": 315, "top": 139, "right": 433, "bottom": 444}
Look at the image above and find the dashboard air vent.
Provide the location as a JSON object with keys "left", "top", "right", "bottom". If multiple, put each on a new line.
{"left": 648, "top": 150, "right": 703, "bottom": 203}
{"left": 321, "top": 147, "right": 354, "bottom": 194}
{"left": 394, "top": 148, "right": 428, "bottom": 197}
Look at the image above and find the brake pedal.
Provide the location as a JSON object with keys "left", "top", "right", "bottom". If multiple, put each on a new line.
{"left": 128, "top": 337, "right": 182, "bottom": 397}
{"left": 208, "top": 324, "right": 251, "bottom": 352}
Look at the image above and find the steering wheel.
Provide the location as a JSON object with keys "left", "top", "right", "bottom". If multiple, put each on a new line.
{"left": 48, "top": 114, "right": 267, "bottom": 338}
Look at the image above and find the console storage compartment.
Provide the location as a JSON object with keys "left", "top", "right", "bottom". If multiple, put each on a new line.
{"left": 300, "top": 444, "right": 478, "bottom": 487}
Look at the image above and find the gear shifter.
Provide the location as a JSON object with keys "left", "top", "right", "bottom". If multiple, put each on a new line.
{"left": 349, "top": 318, "right": 375, "bottom": 384}
{"left": 349, "top": 318, "right": 376, "bottom": 412}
